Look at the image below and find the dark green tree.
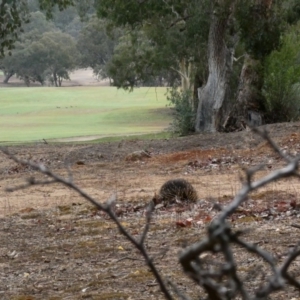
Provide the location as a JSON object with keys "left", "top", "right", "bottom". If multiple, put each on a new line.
{"left": 0, "top": 29, "right": 78, "bottom": 86}
{"left": 0, "top": 0, "right": 74, "bottom": 56}
{"left": 77, "top": 17, "right": 118, "bottom": 79}
{"left": 36, "top": 31, "right": 78, "bottom": 86}
{"left": 0, "top": 10, "right": 56, "bottom": 83}
{"left": 94, "top": 0, "right": 300, "bottom": 132}
{"left": 2, "top": 0, "right": 300, "bottom": 131}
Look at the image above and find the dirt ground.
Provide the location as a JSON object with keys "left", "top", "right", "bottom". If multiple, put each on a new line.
{"left": 1, "top": 122, "right": 300, "bottom": 299}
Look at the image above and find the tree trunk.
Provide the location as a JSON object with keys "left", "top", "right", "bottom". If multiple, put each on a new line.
{"left": 223, "top": 0, "right": 275, "bottom": 131}
{"left": 193, "top": 73, "right": 203, "bottom": 113}
{"left": 224, "top": 54, "right": 264, "bottom": 131}
{"left": 24, "top": 76, "right": 30, "bottom": 87}
{"left": 195, "top": 12, "right": 234, "bottom": 132}
{"left": 179, "top": 58, "right": 192, "bottom": 93}
{"left": 53, "top": 72, "right": 58, "bottom": 87}
{"left": 58, "top": 76, "right": 62, "bottom": 87}
{"left": 3, "top": 71, "right": 14, "bottom": 83}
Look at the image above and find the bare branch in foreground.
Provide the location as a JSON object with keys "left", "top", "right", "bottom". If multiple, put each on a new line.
{"left": 6, "top": 177, "right": 57, "bottom": 192}
{"left": 3, "top": 127, "right": 300, "bottom": 299}
{"left": 167, "top": 279, "right": 192, "bottom": 300}
{"left": 179, "top": 129, "right": 300, "bottom": 299}
{"left": 1, "top": 147, "right": 174, "bottom": 300}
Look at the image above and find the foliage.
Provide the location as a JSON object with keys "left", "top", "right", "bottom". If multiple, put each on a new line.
{"left": 235, "top": 0, "right": 283, "bottom": 60}
{"left": 37, "top": 0, "right": 74, "bottom": 18}
{"left": 0, "top": 0, "right": 75, "bottom": 56}
{"left": 95, "top": 0, "right": 210, "bottom": 91}
{"left": 23, "top": 10, "right": 56, "bottom": 33}
{"left": 39, "top": 31, "right": 78, "bottom": 86}
{"left": 0, "top": 0, "right": 30, "bottom": 57}
{"left": 0, "top": 11, "right": 56, "bottom": 85}
{"left": 77, "top": 17, "right": 118, "bottom": 79}
{"left": 283, "top": 0, "right": 300, "bottom": 25}
{"left": 106, "top": 30, "right": 170, "bottom": 89}
{"left": 263, "top": 23, "right": 300, "bottom": 122}
{"left": 167, "top": 88, "right": 195, "bottom": 135}
{"left": 2, "top": 0, "right": 300, "bottom": 132}
{"left": 0, "top": 18, "right": 78, "bottom": 87}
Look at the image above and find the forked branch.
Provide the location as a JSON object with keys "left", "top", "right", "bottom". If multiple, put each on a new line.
{"left": 1, "top": 147, "right": 174, "bottom": 300}
{"left": 180, "top": 128, "right": 300, "bottom": 299}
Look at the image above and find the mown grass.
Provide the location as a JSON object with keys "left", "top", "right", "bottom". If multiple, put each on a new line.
{"left": 0, "top": 86, "right": 172, "bottom": 142}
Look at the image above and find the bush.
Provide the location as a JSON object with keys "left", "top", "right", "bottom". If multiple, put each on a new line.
{"left": 263, "top": 23, "right": 300, "bottom": 122}
{"left": 167, "top": 88, "right": 195, "bottom": 135}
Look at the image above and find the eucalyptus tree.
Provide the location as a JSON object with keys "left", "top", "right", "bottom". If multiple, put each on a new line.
{"left": 2, "top": 0, "right": 300, "bottom": 130}
{"left": 93, "top": 0, "right": 300, "bottom": 132}
{"left": 95, "top": 0, "right": 210, "bottom": 116}
{"left": 37, "top": 31, "right": 78, "bottom": 86}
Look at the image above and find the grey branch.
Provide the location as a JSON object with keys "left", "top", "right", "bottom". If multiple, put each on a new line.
{"left": 1, "top": 147, "right": 174, "bottom": 300}
{"left": 179, "top": 128, "right": 300, "bottom": 299}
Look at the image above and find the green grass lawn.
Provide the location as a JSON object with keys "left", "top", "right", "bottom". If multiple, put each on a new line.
{"left": 0, "top": 87, "right": 172, "bottom": 142}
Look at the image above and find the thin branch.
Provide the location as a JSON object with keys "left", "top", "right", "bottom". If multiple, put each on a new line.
{"left": 291, "top": 223, "right": 300, "bottom": 229}
{"left": 280, "top": 247, "right": 300, "bottom": 275}
{"left": 139, "top": 201, "right": 154, "bottom": 245}
{"left": 251, "top": 127, "right": 292, "bottom": 162}
{"left": 233, "top": 235, "right": 277, "bottom": 269}
{"left": 179, "top": 129, "right": 300, "bottom": 299}
{"left": 1, "top": 147, "right": 174, "bottom": 300}
{"left": 219, "top": 159, "right": 298, "bottom": 223}
{"left": 168, "top": 279, "right": 192, "bottom": 300}
{"left": 6, "top": 177, "right": 57, "bottom": 192}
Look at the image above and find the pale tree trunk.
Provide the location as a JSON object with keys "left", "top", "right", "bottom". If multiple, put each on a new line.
{"left": 171, "top": 58, "right": 193, "bottom": 92}
{"left": 195, "top": 10, "right": 234, "bottom": 132}
{"left": 171, "top": 58, "right": 196, "bottom": 111}
{"left": 178, "top": 58, "right": 193, "bottom": 92}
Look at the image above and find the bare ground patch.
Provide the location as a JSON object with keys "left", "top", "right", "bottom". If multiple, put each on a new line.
{"left": 1, "top": 122, "right": 300, "bottom": 299}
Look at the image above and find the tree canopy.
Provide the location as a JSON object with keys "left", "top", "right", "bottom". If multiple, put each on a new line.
{"left": 0, "top": 8, "right": 78, "bottom": 86}
{"left": 0, "top": 0, "right": 74, "bottom": 56}
{"left": 2, "top": 0, "right": 300, "bottom": 131}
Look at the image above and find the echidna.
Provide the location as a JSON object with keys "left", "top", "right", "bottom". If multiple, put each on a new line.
{"left": 153, "top": 178, "right": 198, "bottom": 206}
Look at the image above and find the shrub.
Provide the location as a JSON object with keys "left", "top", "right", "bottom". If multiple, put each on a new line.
{"left": 167, "top": 88, "right": 195, "bottom": 135}
{"left": 263, "top": 23, "right": 300, "bottom": 122}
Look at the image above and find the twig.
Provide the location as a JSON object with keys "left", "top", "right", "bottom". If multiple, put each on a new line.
{"left": 139, "top": 201, "right": 154, "bottom": 245}
{"left": 168, "top": 279, "right": 192, "bottom": 300}
{"left": 6, "top": 177, "right": 57, "bottom": 192}
{"left": 116, "top": 256, "right": 144, "bottom": 263}
{"left": 179, "top": 128, "right": 300, "bottom": 299}
{"left": 291, "top": 223, "right": 300, "bottom": 229}
{"left": 1, "top": 147, "right": 174, "bottom": 300}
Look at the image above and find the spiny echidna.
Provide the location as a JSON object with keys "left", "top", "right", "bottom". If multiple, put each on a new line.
{"left": 153, "top": 178, "right": 198, "bottom": 206}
